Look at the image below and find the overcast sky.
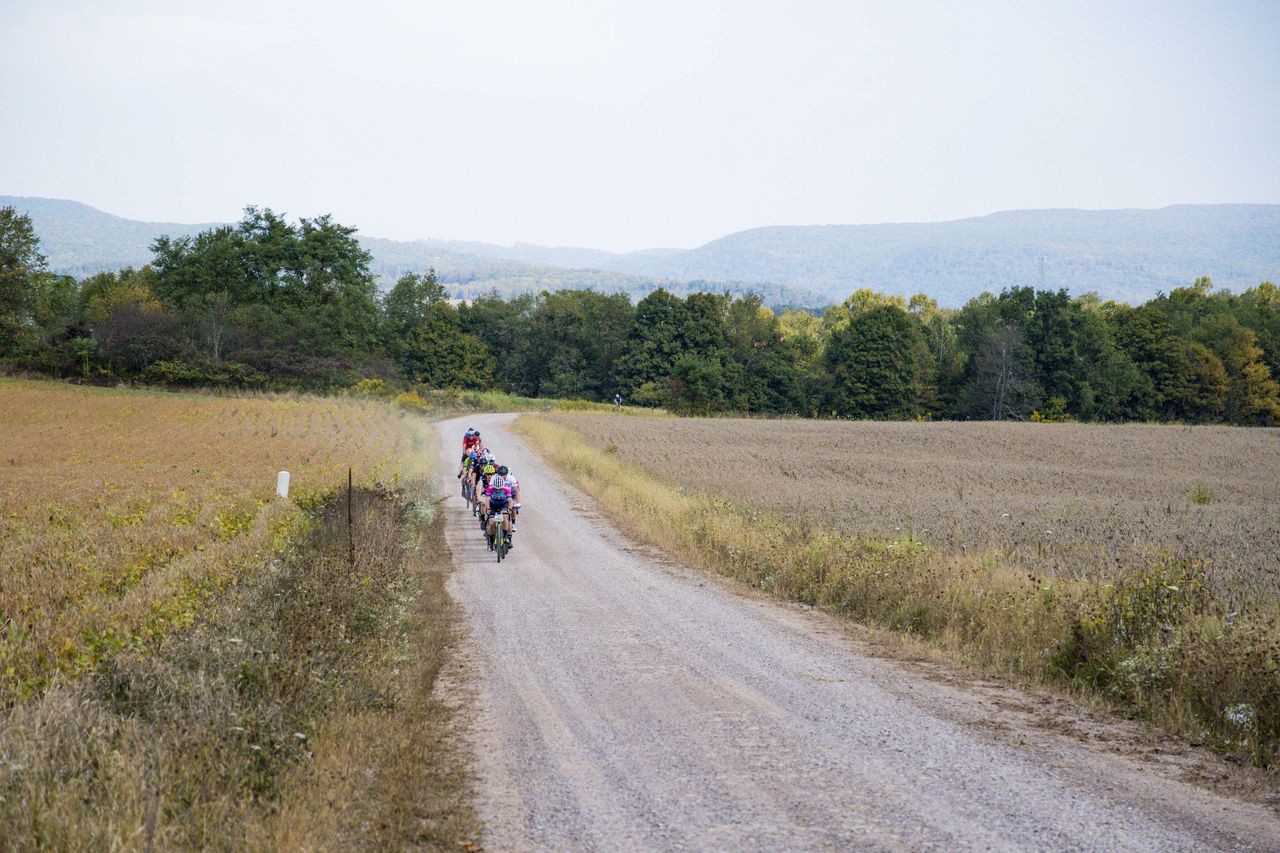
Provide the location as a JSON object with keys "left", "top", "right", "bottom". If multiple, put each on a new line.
{"left": 2, "top": 1, "right": 1278, "bottom": 251}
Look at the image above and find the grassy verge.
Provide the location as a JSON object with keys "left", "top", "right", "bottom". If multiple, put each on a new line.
{"left": 0, "top": 485, "right": 477, "bottom": 849}
{"left": 514, "top": 415, "right": 1280, "bottom": 768}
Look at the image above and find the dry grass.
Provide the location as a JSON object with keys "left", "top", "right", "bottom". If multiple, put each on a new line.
{"left": 0, "top": 378, "right": 477, "bottom": 848}
{"left": 0, "top": 486, "right": 478, "bottom": 849}
{"left": 547, "top": 414, "right": 1280, "bottom": 600}
{"left": 519, "top": 414, "right": 1280, "bottom": 767}
{"left": 0, "top": 378, "right": 433, "bottom": 699}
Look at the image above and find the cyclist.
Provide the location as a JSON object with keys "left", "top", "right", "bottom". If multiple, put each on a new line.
{"left": 473, "top": 458, "right": 497, "bottom": 515}
{"left": 485, "top": 474, "right": 515, "bottom": 548}
{"left": 470, "top": 453, "right": 489, "bottom": 494}
{"left": 459, "top": 429, "right": 482, "bottom": 477}
{"left": 458, "top": 445, "right": 480, "bottom": 480}
{"left": 497, "top": 465, "right": 520, "bottom": 530}
{"left": 464, "top": 450, "right": 483, "bottom": 497}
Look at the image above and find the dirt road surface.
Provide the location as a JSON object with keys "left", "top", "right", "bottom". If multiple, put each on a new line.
{"left": 438, "top": 414, "right": 1279, "bottom": 851}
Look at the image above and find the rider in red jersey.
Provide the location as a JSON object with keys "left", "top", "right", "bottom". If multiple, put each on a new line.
{"left": 458, "top": 428, "right": 483, "bottom": 478}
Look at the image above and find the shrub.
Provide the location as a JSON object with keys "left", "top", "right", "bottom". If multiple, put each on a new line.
{"left": 141, "top": 359, "right": 267, "bottom": 389}
{"left": 349, "top": 377, "right": 391, "bottom": 397}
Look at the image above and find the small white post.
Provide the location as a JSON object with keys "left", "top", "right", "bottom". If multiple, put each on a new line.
{"left": 276, "top": 471, "right": 291, "bottom": 498}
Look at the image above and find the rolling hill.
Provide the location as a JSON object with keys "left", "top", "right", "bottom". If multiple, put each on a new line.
{"left": 1, "top": 196, "right": 827, "bottom": 309}
{"left": 596, "top": 205, "right": 1280, "bottom": 305}
{"left": 4, "top": 195, "right": 1277, "bottom": 308}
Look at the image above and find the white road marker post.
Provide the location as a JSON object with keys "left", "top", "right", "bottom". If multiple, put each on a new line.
{"left": 276, "top": 471, "right": 290, "bottom": 498}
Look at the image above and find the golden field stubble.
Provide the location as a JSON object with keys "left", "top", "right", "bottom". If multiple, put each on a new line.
{"left": 547, "top": 414, "right": 1280, "bottom": 598}
{"left": 0, "top": 379, "right": 433, "bottom": 698}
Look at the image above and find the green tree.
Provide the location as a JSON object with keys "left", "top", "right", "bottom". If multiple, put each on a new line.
{"left": 1074, "top": 296, "right": 1154, "bottom": 421}
{"left": 459, "top": 292, "right": 535, "bottom": 392}
{"left": 615, "top": 289, "right": 688, "bottom": 403}
{"left": 824, "top": 303, "right": 929, "bottom": 418}
{"left": 401, "top": 301, "right": 492, "bottom": 388}
{"left": 670, "top": 355, "right": 724, "bottom": 414}
{"left": 151, "top": 208, "right": 381, "bottom": 360}
{"left": 909, "top": 293, "right": 961, "bottom": 416}
{"left": 723, "top": 297, "right": 801, "bottom": 413}
{"left": 521, "top": 290, "right": 633, "bottom": 400}
{"left": 0, "top": 206, "right": 47, "bottom": 355}
{"left": 958, "top": 323, "right": 1042, "bottom": 420}
{"left": 32, "top": 273, "right": 79, "bottom": 345}
{"left": 1109, "top": 304, "right": 1194, "bottom": 419}
{"left": 778, "top": 308, "right": 829, "bottom": 415}
{"left": 383, "top": 270, "right": 448, "bottom": 365}
{"left": 1023, "top": 289, "right": 1086, "bottom": 407}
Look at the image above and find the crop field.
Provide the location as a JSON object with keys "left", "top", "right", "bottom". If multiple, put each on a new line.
{"left": 547, "top": 414, "right": 1280, "bottom": 598}
{"left": 0, "top": 378, "right": 433, "bottom": 698}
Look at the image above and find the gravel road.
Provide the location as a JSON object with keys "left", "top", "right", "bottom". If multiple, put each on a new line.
{"left": 438, "top": 414, "right": 1279, "bottom": 851}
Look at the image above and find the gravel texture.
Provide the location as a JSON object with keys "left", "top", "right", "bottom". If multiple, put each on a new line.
{"left": 438, "top": 414, "right": 1280, "bottom": 851}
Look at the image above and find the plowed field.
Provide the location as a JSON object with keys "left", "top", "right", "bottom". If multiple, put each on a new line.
{"left": 548, "top": 414, "right": 1280, "bottom": 598}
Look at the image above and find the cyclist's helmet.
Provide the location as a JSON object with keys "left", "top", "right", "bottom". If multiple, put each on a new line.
{"left": 497, "top": 465, "right": 509, "bottom": 476}
{"left": 468, "top": 450, "right": 478, "bottom": 460}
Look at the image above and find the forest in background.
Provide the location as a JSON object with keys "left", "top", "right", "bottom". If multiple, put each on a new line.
{"left": 3, "top": 206, "right": 1277, "bottom": 425}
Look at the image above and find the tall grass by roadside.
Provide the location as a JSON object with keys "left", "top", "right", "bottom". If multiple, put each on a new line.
{"left": 515, "top": 415, "right": 1280, "bottom": 767}
{"left": 0, "top": 485, "right": 477, "bottom": 850}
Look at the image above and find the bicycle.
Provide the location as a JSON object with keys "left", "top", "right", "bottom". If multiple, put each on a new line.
{"left": 491, "top": 509, "right": 512, "bottom": 562}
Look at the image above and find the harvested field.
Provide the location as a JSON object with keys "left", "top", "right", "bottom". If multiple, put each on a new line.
{"left": 0, "top": 378, "right": 432, "bottom": 698}
{"left": 548, "top": 414, "right": 1280, "bottom": 598}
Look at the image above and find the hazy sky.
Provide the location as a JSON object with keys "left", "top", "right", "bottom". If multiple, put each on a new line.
{"left": 3, "top": 0, "right": 1278, "bottom": 250}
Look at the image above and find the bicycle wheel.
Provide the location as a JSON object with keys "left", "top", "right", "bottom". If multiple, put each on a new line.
{"left": 496, "top": 528, "right": 506, "bottom": 562}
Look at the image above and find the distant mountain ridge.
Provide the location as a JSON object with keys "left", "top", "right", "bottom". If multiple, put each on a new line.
{"left": 1, "top": 196, "right": 826, "bottom": 309}
{"left": 602, "top": 205, "right": 1280, "bottom": 305}
{"left": 4, "top": 195, "right": 1277, "bottom": 308}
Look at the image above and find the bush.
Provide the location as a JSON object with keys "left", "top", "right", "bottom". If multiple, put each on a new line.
{"left": 1030, "top": 397, "right": 1077, "bottom": 423}
{"left": 394, "top": 390, "right": 433, "bottom": 413}
{"left": 142, "top": 359, "right": 267, "bottom": 389}
{"left": 349, "top": 377, "right": 391, "bottom": 397}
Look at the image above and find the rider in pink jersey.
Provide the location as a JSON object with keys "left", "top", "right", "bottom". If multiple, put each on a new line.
{"left": 485, "top": 474, "right": 515, "bottom": 546}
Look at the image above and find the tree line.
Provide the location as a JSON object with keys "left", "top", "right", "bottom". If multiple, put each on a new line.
{"left": 3, "top": 206, "right": 1277, "bottom": 424}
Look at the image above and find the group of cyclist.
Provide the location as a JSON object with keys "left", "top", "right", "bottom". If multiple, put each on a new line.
{"left": 457, "top": 427, "right": 521, "bottom": 550}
